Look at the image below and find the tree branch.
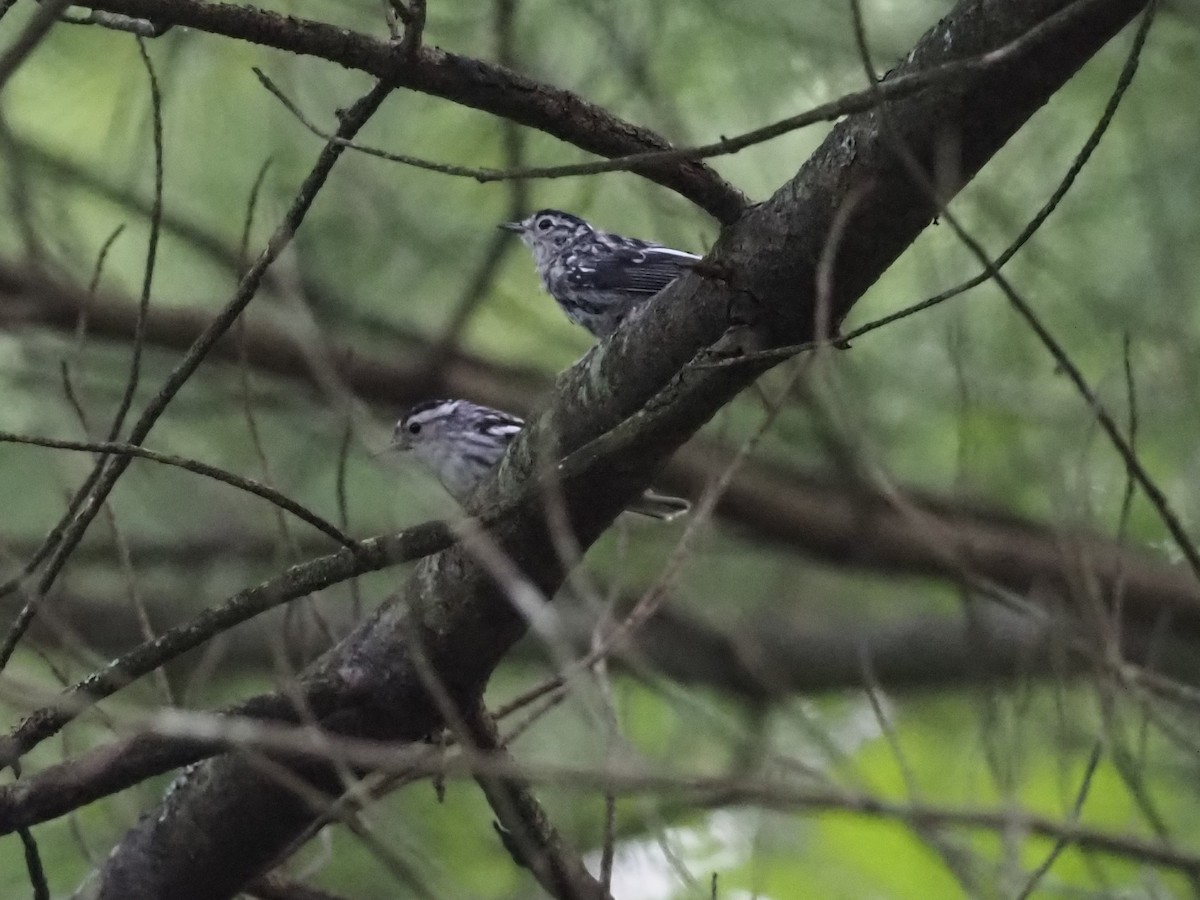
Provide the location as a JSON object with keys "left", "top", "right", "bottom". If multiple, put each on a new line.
{"left": 4, "top": 261, "right": 1194, "bottom": 635}
{"left": 32, "top": 711, "right": 1200, "bottom": 877}
{"left": 79, "top": 1, "right": 1152, "bottom": 896}
{"left": 0, "top": 522, "right": 455, "bottom": 770}
{"left": 463, "top": 704, "right": 610, "bottom": 900}
{"left": 69, "top": 0, "right": 746, "bottom": 221}
{"left": 23, "top": 579, "right": 1200, "bottom": 702}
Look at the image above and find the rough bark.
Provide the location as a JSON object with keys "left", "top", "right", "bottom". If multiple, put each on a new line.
{"left": 4, "top": 263, "right": 1195, "bottom": 633}
{"left": 84, "top": 1, "right": 1151, "bottom": 896}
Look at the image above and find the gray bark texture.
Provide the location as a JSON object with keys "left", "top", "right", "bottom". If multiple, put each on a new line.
{"left": 91, "top": 0, "right": 1150, "bottom": 896}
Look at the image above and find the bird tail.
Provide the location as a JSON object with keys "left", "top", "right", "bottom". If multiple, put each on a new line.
{"left": 628, "top": 490, "right": 691, "bottom": 521}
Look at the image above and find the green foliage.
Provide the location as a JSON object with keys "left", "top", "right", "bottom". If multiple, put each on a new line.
{"left": 1, "top": 0, "right": 1199, "bottom": 896}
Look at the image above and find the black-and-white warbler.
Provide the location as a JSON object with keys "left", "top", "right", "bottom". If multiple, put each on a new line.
{"left": 500, "top": 209, "right": 700, "bottom": 339}
{"left": 391, "top": 398, "right": 690, "bottom": 521}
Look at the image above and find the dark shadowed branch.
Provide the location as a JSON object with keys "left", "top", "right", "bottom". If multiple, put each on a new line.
{"left": 77, "top": 2, "right": 1150, "bottom": 896}
{"left": 462, "top": 704, "right": 611, "bottom": 900}
{"left": 0, "top": 79, "right": 399, "bottom": 673}
{"left": 13, "top": 711, "right": 1200, "bottom": 876}
{"left": 1, "top": 261, "right": 1195, "bottom": 637}
{"left": 74, "top": 0, "right": 746, "bottom": 221}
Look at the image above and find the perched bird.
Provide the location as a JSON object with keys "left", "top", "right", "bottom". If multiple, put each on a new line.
{"left": 391, "top": 399, "right": 690, "bottom": 521}
{"left": 500, "top": 209, "right": 700, "bottom": 339}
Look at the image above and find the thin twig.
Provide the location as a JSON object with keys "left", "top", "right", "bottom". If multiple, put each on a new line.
{"left": 17, "top": 823, "right": 49, "bottom": 900}
{"left": 60, "top": 9, "right": 168, "bottom": 36}
{"left": 569, "top": 176, "right": 868, "bottom": 680}
{"left": 237, "top": 753, "right": 439, "bottom": 898}
{"left": 0, "top": 78, "right": 398, "bottom": 672}
{"left": 258, "top": 679, "right": 573, "bottom": 880}
{"left": 493, "top": 358, "right": 807, "bottom": 725}
{"left": 71, "top": 221, "right": 128, "bottom": 354}
{"left": 238, "top": 156, "right": 274, "bottom": 274}
{"left": 886, "top": 32, "right": 1200, "bottom": 588}
{"left": 335, "top": 420, "right": 362, "bottom": 619}
{"left": 0, "top": 431, "right": 357, "bottom": 548}
{"left": 10, "top": 759, "right": 50, "bottom": 900}
{"left": 85, "top": 225, "right": 126, "bottom": 300}
{"left": 0, "top": 520, "right": 454, "bottom": 767}
{"left": 19, "top": 710, "right": 1200, "bottom": 879}
{"left": 58, "top": 0, "right": 746, "bottom": 219}
{"left": 463, "top": 704, "right": 611, "bottom": 900}
{"left": 61, "top": 356, "right": 178, "bottom": 707}
{"left": 107, "top": 498, "right": 176, "bottom": 703}
{"left": 257, "top": 0, "right": 1104, "bottom": 186}
{"left": 234, "top": 158, "right": 300, "bottom": 559}
{"left": 104, "top": 36, "right": 163, "bottom": 445}
{"left": 423, "top": 0, "right": 527, "bottom": 364}
{"left": 1015, "top": 741, "right": 1103, "bottom": 900}
{"left": 1109, "top": 333, "right": 1139, "bottom": 648}
{"left": 702, "top": 0, "right": 1155, "bottom": 369}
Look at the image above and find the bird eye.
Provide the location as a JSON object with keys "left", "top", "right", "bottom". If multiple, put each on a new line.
{"left": 407, "top": 422, "right": 422, "bottom": 435}
{"left": 536, "top": 217, "right": 553, "bottom": 231}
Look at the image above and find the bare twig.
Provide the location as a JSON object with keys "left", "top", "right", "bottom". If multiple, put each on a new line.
{"left": 12, "top": 711, "right": 1200, "bottom": 879}
{"left": 255, "top": 0, "right": 1105, "bottom": 189}
{"left": 17, "top": 821, "right": 49, "bottom": 900}
{"left": 234, "top": 158, "right": 302, "bottom": 561}
{"left": 0, "top": 78, "right": 398, "bottom": 672}
{"left": 334, "top": 421, "right": 362, "bottom": 619}
{"left": 105, "top": 36, "right": 163, "bottom": 445}
{"left": 562, "top": 173, "right": 868, "bottom": 676}
{"left": 1015, "top": 741, "right": 1103, "bottom": 899}
{"left": 59, "top": 358, "right": 177, "bottom": 707}
{"left": 705, "top": 0, "right": 1154, "bottom": 368}
{"left": 423, "top": 0, "right": 528, "bottom": 361}
{"left": 60, "top": 9, "right": 169, "bottom": 36}
{"left": 0, "top": 431, "right": 357, "bottom": 548}
{"left": 85, "top": 224, "right": 126, "bottom": 296}
{"left": 463, "top": 704, "right": 611, "bottom": 900}
{"left": 237, "top": 156, "right": 274, "bottom": 274}
{"left": 0, "top": 521, "right": 454, "bottom": 767}
{"left": 883, "top": 17, "right": 1198, "bottom": 588}
{"left": 75, "top": 0, "right": 746, "bottom": 220}
{"left": 3, "top": 261, "right": 1196, "bottom": 633}
{"left": 11, "top": 760, "right": 50, "bottom": 900}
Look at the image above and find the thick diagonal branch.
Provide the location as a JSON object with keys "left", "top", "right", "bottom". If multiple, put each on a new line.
{"left": 86, "top": 1, "right": 1153, "bottom": 895}
{"left": 3, "top": 262, "right": 1194, "bottom": 631}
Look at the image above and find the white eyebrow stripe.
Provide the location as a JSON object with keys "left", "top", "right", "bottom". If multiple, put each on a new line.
{"left": 411, "top": 401, "right": 458, "bottom": 422}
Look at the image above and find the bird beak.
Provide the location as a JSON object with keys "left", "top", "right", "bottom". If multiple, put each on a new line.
{"left": 498, "top": 221, "right": 525, "bottom": 233}
{"left": 380, "top": 431, "right": 408, "bottom": 454}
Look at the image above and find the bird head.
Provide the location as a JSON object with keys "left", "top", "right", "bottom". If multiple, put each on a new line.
{"left": 390, "top": 399, "right": 463, "bottom": 455}
{"left": 500, "top": 209, "right": 592, "bottom": 263}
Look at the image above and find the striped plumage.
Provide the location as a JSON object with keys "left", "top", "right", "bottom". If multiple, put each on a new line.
{"left": 391, "top": 399, "right": 689, "bottom": 521}
{"left": 392, "top": 399, "right": 522, "bottom": 503}
{"left": 500, "top": 210, "right": 699, "bottom": 339}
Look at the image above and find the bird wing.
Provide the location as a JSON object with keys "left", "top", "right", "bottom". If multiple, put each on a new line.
{"left": 478, "top": 411, "right": 524, "bottom": 440}
{"left": 574, "top": 244, "right": 699, "bottom": 296}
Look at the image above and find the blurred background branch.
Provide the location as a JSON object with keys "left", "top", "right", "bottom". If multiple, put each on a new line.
{"left": 0, "top": 0, "right": 1196, "bottom": 896}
